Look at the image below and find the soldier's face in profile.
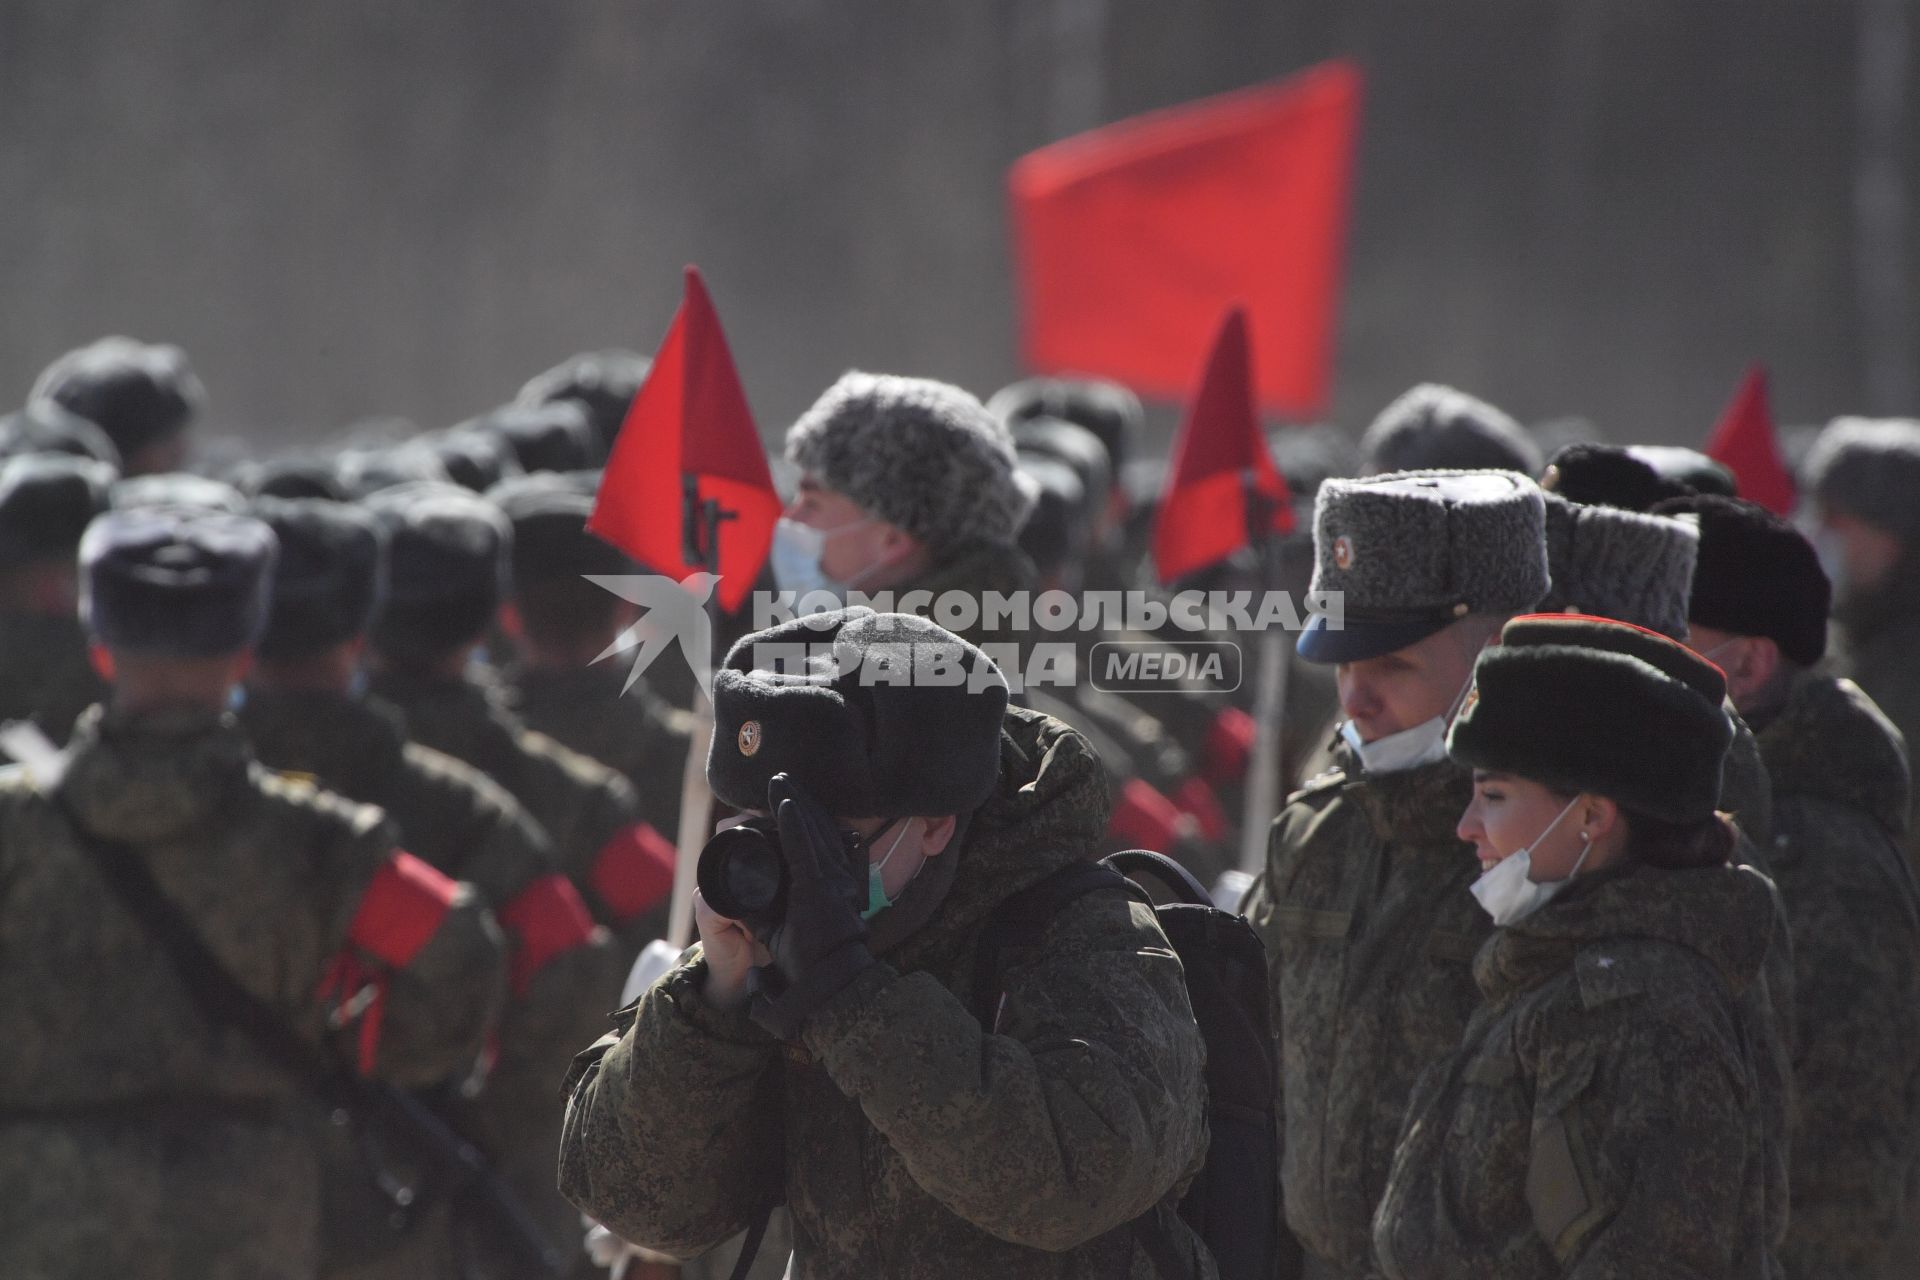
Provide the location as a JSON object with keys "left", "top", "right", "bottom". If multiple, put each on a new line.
{"left": 786, "top": 475, "right": 896, "bottom": 582}
{"left": 1334, "top": 623, "right": 1479, "bottom": 743}
{"left": 1458, "top": 771, "right": 1581, "bottom": 875}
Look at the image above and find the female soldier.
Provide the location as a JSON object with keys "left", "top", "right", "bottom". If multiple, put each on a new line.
{"left": 1371, "top": 614, "right": 1787, "bottom": 1279}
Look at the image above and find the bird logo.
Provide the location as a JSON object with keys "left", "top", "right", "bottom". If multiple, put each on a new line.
{"left": 585, "top": 571, "right": 722, "bottom": 699}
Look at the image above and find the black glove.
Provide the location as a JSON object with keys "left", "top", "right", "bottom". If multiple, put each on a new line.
{"left": 748, "top": 773, "right": 877, "bottom": 1040}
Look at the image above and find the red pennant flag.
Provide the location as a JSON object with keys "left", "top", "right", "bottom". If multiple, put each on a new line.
{"left": 589, "top": 267, "right": 780, "bottom": 613}
{"left": 1153, "top": 309, "right": 1294, "bottom": 584}
{"left": 1703, "top": 365, "right": 1796, "bottom": 515}
{"left": 1010, "top": 60, "right": 1362, "bottom": 416}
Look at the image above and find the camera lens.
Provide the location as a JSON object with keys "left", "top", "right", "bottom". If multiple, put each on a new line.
{"left": 697, "top": 821, "right": 787, "bottom": 930}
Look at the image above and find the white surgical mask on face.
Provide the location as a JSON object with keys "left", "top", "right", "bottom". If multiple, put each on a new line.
{"left": 1340, "top": 670, "right": 1477, "bottom": 777}
{"left": 1470, "top": 796, "right": 1590, "bottom": 927}
{"left": 770, "top": 515, "right": 878, "bottom": 599}
{"left": 1341, "top": 716, "right": 1449, "bottom": 775}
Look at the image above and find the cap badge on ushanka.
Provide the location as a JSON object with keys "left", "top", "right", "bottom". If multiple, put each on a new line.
{"left": 738, "top": 720, "right": 762, "bottom": 757}
{"left": 1332, "top": 535, "right": 1355, "bottom": 570}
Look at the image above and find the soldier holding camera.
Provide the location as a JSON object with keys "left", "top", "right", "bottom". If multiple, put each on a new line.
{"left": 558, "top": 607, "right": 1211, "bottom": 1278}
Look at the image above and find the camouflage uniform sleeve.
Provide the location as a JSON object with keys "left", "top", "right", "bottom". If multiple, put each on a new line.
{"left": 1777, "top": 800, "right": 1920, "bottom": 1279}
{"left": 799, "top": 889, "right": 1206, "bottom": 1254}
{"left": 558, "top": 951, "right": 785, "bottom": 1256}
{"left": 372, "top": 880, "right": 507, "bottom": 1086}
{"left": 314, "top": 800, "right": 509, "bottom": 1088}
{"left": 1531, "top": 980, "right": 1755, "bottom": 1278}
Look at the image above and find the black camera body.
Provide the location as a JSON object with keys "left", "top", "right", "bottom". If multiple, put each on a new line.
{"left": 696, "top": 816, "right": 868, "bottom": 939}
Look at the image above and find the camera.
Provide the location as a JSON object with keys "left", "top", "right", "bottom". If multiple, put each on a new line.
{"left": 696, "top": 816, "right": 867, "bottom": 939}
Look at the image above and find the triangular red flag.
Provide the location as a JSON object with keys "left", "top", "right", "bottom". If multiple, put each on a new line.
{"left": 1153, "top": 309, "right": 1294, "bottom": 584}
{"left": 1703, "top": 364, "right": 1796, "bottom": 515}
{"left": 1010, "top": 60, "right": 1362, "bottom": 416}
{"left": 589, "top": 267, "right": 780, "bottom": 613}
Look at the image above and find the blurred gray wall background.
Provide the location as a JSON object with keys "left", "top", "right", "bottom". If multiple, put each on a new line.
{"left": 1, "top": 1, "right": 1912, "bottom": 456}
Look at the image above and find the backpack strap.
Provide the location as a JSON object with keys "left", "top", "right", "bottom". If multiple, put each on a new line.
{"left": 725, "top": 1208, "right": 773, "bottom": 1280}
{"left": 1101, "top": 848, "right": 1215, "bottom": 907}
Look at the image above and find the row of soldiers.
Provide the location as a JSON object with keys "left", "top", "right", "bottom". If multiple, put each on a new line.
{"left": 2, "top": 331, "right": 1919, "bottom": 1276}
{"left": 550, "top": 361, "right": 1920, "bottom": 1277}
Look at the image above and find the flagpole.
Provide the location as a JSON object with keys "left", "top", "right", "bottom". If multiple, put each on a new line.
{"left": 1238, "top": 489, "right": 1290, "bottom": 876}
{"left": 666, "top": 481, "right": 730, "bottom": 950}
{"left": 667, "top": 686, "right": 714, "bottom": 950}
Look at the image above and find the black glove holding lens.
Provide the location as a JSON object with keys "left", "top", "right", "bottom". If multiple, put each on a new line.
{"left": 736, "top": 773, "right": 879, "bottom": 1040}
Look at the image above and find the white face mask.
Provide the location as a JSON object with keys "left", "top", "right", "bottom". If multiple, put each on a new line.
{"left": 770, "top": 515, "right": 878, "bottom": 598}
{"left": 1469, "top": 796, "right": 1590, "bottom": 926}
{"left": 1340, "top": 716, "right": 1449, "bottom": 775}
{"left": 1339, "top": 670, "right": 1477, "bottom": 777}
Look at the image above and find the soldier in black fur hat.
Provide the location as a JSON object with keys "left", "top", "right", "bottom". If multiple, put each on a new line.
{"left": 0, "top": 455, "right": 115, "bottom": 741}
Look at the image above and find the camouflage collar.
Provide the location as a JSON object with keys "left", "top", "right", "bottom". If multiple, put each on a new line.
{"left": 367, "top": 669, "right": 532, "bottom": 787}
{"left": 55, "top": 704, "right": 253, "bottom": 843}
{"left": 1756, "top": 670, "right": 1910, "bottom": 837}
{"left": 904, "top": 538, "right": 1039, "bottom": 603}
{"left": 239, "top": 687, "right": 411, "bottom": 796}
{"left": 1342, "top": 747, "right": 1476, "bottom": 849}
{"left": 889, "top": 705, "right": 1108, "bottom": 973}
{"left": 1477, "top": 860, "right": 1775, "bottom": 1000}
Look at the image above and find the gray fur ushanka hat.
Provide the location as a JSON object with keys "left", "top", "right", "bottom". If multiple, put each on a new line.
{"left": 1298, "top": 469, "right": 1549, "bottom": 663}
{"left": 1540, "top": 493, "right": 1698, "bottom": 639}
{"left": 785, "top": 372, "right": 1034, "bottom": 560}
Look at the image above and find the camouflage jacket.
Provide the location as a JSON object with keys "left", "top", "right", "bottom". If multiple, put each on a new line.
{"left": 1371, "top": 860, "right": 1787, "bottom": 1280}
{"left": 558, "top": 706, "right": 1214, "bottom": 1279}
{"left": 1241, "top": 750, "right": 1489, "bottom": 1279}
{"left": 241, "top": 685, "right": 626, "bottom": 1268}
{"left": 504, "top": 661, "right": 693, "bottom": 841}
{"left": 0, "top": 609, "right": 106, "bottom": 744}
{"left": 1757, "top": 672, "right": 1920, "bottom": 1280}
{"left": 0, "top": 706, "right": 503, "bottom": 1279}
{"left": 1830, "top": 584, "right": 1920, "bottom": 864}
{"left": 368, "top": 669, "right": 669, "bottom": 953}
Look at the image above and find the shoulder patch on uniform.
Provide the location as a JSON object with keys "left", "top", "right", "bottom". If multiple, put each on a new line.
{"left": 265, "top": 767, "right": 321, "bottom": 795}
{"left": 1574, "top": 945, "right": 1648, "bottom": 1010}
{"left": 1285, "top": 767, "right": 1350, "bottom": 806}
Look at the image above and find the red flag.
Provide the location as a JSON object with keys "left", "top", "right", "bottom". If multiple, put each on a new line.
{"left": 1153, "top": 309, "right": 1294, "bottom": 584}
{"left": 1010, "top": 60, "right": 1362, "bottom": 416}
{"left": 1703, "top": 365, "right": 1796, "bottom": 515}
{"left": 589, "top": 267, "right": 780, "bottom": 613}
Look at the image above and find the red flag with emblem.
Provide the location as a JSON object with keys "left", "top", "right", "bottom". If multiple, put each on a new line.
{"left": 589, "top": 266, "right": 779, "bottom": 612}
{"left": 1152, "top": 309, "right": 1294, "bottom": 584}
{"left": 1703, "top": 364, "right": 1796, "bottom": 515}
{"left": 1010, "top": 60, "right": 1362, "bottom": 415}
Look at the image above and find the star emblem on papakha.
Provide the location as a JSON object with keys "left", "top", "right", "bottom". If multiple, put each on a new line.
{"left": 585, "top": 572, "right": 721, "bottom": 700}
